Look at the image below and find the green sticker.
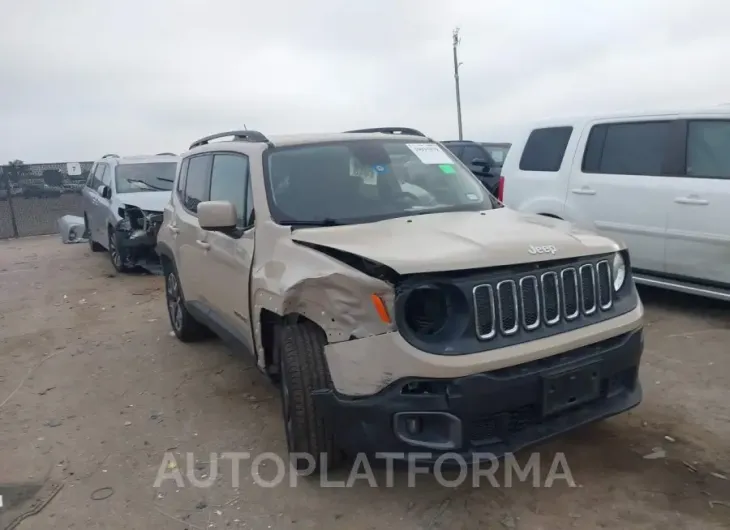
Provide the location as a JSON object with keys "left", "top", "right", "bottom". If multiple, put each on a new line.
{"left": 439, "top": 164, "right": 456, "bottom": 174}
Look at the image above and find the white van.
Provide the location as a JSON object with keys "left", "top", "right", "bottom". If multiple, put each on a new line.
{"left": 500, "top": 107, "right": 730, "bottom": 301}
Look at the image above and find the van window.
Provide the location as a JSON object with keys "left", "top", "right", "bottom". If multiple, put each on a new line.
{"left": 518, "top": 127, "right": 573, "bottom": 172}
{"left": 686, "top": 120, "right": 730, "bottom": 179}
{"left": 583, "top": 121, "right": 670, "bottom": 176}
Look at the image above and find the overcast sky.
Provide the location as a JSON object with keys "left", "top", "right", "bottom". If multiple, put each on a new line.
{"left": 1, "top": 0, "right": 729, "bottom": 162}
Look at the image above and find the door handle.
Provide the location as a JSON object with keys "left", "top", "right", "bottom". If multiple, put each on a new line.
{"left": 570, "top": 187, "right": 596, "bottom": 195}
{"left": 167, "top": 223, "right": 180, "bottom": 234}
{"left": 674, "top": 196, "right": 709, "bottom": 205}
{"left": 196, "top": 239, "right": 211, "bottom": 250}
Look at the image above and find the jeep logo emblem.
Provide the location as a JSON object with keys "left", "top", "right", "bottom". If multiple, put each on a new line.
{"left": 528, "top": 245, "right": 557, "bottom": 255}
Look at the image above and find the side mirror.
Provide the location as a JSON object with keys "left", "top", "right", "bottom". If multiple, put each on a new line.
{"left": 198, "top": 201, "right": 238, "bottom": 231}
{"left": 98, "top": 185, "right": 111, "bottom": 199}
{"left": 471, "top": 158, "right": 491, "bottom": 169}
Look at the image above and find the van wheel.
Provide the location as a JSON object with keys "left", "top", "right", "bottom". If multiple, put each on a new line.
{"left": 165, "top": 264, "right": 209, "bottom": 342}
{"left": 85, "top": 215, "right": 104, "bottom": 252}
{"left": 278, "top": 321, "right": 342, "bottom": 474}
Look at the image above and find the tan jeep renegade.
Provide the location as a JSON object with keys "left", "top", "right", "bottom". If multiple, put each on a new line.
{"left": 156, "top": 127, "right": 644, "bottom": 472}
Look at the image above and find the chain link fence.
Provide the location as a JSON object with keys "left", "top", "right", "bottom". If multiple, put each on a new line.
{"left": 0, "top": 161, "right": 93, "bottom": 239}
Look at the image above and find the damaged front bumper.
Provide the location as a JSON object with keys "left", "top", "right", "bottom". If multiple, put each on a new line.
{"left": 114, "top": 206, "right": 164, "bottom": 274}
{"left": 314, "top": 328, "right": 643, "bottom": 463}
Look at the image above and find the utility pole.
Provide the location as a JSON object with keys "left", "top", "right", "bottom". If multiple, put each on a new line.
{"left": 452, "top": 27, "right": 463, "bottom": 140}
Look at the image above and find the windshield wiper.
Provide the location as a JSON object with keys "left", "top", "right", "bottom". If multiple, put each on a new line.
{"left": 157, "top": 177, "right": 175, "bottom": 182}
{"left": 125, "top": 179, "right": 166, "bottom": 191}
{"left": 279, "top": 218, "right": 344, "bottom": 227}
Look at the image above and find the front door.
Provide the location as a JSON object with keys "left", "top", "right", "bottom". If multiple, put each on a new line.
{"left": 565, "top": 120, "right": 673, "bottom": 273}
{"left": 664, "top": 119, "right": 730, "bottom": 284}
{"left": 199, "top": 153, "right": 255, "bottom": 352}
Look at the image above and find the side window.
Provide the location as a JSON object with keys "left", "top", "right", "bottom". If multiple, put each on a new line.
{"left": 86, "top": 164, "right": 97, "bottom": 187}
{"left": 245, "top": 174, "right": 254, "bottom": 226}
{"left": 686, "top": 120, "right": 730, "bottom": 179}
{"left": 585, "top": 121, "right": 670, "bottom": 176}
{"left": 461, "top": 145, "right": 486, "bottom": 165}
{"left": 100, "top": 164, "right": 112, "bottom": 187}
{"left": 92, "top": 163, "right": 106, "bottom": 189}
{"left": 177, "top": 158, "right": 190, "bottom": 199}
{"left": 443, "top": 144, "right": 463, "bottom": 158}
{"left": 183, "top": 155, "right": 212, "bottom": 213}
{"left": 209, "top": 153, "right": 250, "bottom": 228}
{"left": 519, "top": 126, "right": 573, "bottom": 172}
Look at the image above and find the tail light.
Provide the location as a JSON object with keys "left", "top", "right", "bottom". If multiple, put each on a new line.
{"left": 497, "top": 176, "right": 505, "bottom": 202}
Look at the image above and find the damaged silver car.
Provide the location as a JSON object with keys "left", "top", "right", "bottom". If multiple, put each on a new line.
{"left": 82, "top": 153, "right": 179, "bottom": 273}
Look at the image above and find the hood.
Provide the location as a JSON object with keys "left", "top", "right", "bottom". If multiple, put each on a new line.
{"left": 116, "top": 191, "right": 171, "bottom": 212}
{"left": 290, "top": 208, "right": 622, "bottom": 274}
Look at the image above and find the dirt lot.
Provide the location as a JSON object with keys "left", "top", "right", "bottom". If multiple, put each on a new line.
{"left": 0, "top": 236, "right": 728, "bottom": 530}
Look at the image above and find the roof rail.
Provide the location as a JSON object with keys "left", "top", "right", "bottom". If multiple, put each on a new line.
{"left": 189, "top": 130, "right": 268, "bottom": 150}
{"left": 102, "top": 153, "right": 119, "bottom": 158}
{"left": 344, "top": 127, "right": 426, "bottom": 137}
{"left": 156, "top": 152, "right": 177, "bottom": 156}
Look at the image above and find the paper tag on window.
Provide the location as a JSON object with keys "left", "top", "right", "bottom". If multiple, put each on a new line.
{"left": 406, "top": 143, "right": 453, "bottom": 165}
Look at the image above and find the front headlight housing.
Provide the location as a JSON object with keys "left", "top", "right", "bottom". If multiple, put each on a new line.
{"left": 612, "top": 252, "right": 626, "bottom": 291}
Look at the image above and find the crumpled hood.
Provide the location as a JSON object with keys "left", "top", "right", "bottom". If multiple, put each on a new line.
{"left": 117, "top": 191, "right": 171, "bottom": 212}
{"left": 291, "top": 208, "right": 623, "bottom": 274}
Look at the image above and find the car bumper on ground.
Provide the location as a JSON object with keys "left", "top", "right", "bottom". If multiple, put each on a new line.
{"left": 315, "top": 327, "right": 643, "bottom": 462}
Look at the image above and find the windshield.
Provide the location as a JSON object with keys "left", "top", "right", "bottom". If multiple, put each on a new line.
{"left": 115, "top": 162, "right": 176, "bottom": 193}
{"left": 481, "top": 144, "right": 511, "bottom": 166}
{"left": 264, "top": 139, "right": 493, "bottom": 225}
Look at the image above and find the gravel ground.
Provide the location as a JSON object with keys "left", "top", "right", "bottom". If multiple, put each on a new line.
{"left": 0, "top": 236, "right": 728, "bottom": 530}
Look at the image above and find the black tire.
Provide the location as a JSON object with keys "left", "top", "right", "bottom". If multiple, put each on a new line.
{"left": 278, "top": 321, "right": 343, "bottom": 474}
{"left": 164, "top": 263, "right": 209, "bottom": 342}
{"left": 85, "top": 215, "right": 104, "bottom": 252}
{"left": 107, "top": 227, "right": 130, "bottom": 272}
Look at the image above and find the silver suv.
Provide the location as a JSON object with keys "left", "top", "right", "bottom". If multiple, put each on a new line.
{"left": 82, "top": 153, "right": 179, "bottom": 272}
{"left": 156, "top": 128, "right": 644, "bottom": 473}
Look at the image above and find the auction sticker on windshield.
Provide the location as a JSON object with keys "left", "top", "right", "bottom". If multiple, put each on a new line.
{"left": 407, "top": 143, "right": 453, "bottom": 165}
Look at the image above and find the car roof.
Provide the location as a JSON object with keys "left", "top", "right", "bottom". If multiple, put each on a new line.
{"left": 266, "top": 132, "right": 427, "bottom": 147}
{"left": 525, "top": 105, "right": 730, "bottom": 129}
{"left": 96, "top": 154, "right": 180, "bottom": 164}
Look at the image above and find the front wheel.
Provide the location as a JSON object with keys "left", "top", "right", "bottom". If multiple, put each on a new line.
{"left": 107, "top": 228, "right": 130, "bottom": 272}
{"left": 278, "top": 321, "right": 343, "bottom": 474}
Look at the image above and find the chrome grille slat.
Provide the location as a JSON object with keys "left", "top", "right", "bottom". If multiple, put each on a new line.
{"left": 496, "top": 280, "right": 519, "bottom": 335}
{"left": 519, "top": 276, "right": 540, "bottom": 330}
{"left": 560, "top": 268, "right": 580, "bottom": 320}
{"left": 541, "top": 272, "right": 561, "bottom": 325}
{"left": 471, "top": 258, "right": 616, "bottom": 341}
{"left": 579, "top": 264, "right": 597, "bottom": 315}
{"left": 473, "top": 284, "right": 496, "bottom": 340}
{"left": 596, "top": 260, "right": 613, "bottom": 310}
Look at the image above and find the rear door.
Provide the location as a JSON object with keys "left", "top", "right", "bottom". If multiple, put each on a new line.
{"left": 664, "top": 118, "right": 730, "bottom": 284}
{"left": 173, "top": 154, "right": 213, "bottom": 306}
{"left": 201, "top": 152, "right": 256, "bottom": 352}
{"left": 565, "top": 120, "right": 673, "bottom": 273}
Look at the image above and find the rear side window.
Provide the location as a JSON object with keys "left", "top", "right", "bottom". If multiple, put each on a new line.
{"left": 686, "top": 120, "right": 730, "bottom": 179}
{"left": 461, "top": 144, "right": 486, "bottom": 165}
{"left": 183, "top": 155, "right": 212, "bottom": 213}
{"left": 518, "top": 127, "right": 573, "bottom": 172}
{"left": 582, "top": 121, "right": 670, "bottom": 176}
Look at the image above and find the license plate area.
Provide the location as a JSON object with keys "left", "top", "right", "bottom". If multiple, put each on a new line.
{"left": 542, "top": 362, "right": 601, "bottom": 416}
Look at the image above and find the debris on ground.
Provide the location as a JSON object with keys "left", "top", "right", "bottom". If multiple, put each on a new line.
{"left": 643, "top": 447, "right": 667, "bottom": 460}
{"left": 57, "top": 215, "right": 88, "bottom": 244}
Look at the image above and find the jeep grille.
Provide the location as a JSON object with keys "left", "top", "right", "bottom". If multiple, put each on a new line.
{"left": 473, "top": 260, "right": 613, "bottom": 340}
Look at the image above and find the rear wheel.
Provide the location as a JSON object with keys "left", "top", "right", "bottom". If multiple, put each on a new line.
{"left": 278, "top": 321, "right": 343, "bottom": 474}
{"left": 165, "top": 264, "right": 209, "bottom": 342}
{"left": 85, "top": 215, "right": 104, "bottom": 252}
